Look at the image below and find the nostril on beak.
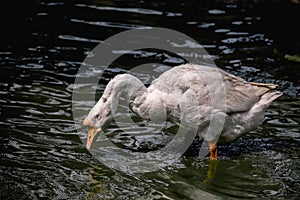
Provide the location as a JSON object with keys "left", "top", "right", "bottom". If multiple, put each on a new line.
{"left": 83, "top": 117, "right": 91, "bottom": 126}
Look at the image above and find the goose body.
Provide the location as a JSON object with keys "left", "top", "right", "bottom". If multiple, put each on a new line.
{"left": 83, "top": 64, "right": 282, "bottom": 159}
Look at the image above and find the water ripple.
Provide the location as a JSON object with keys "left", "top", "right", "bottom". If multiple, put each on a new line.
{"left": 58, "top": 35, "right": 102, "bottom": 43}
{"left": 76, "top": 4, "right": 163, "bottom": 15}
{"left": 70, "top": 19, "right": 152, "bottom": 30}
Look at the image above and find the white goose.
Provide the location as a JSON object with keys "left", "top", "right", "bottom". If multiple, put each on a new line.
{"left": 83, "top": 64, "right": 282, "bottom": 160}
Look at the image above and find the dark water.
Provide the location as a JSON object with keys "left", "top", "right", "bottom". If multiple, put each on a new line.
{"left": 1, "top": 0, "right": 300, "bottom": 199}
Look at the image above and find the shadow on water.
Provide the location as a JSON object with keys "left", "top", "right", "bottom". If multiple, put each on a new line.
{"left": 0, "top": 0, "right": 299, "bottom": 199}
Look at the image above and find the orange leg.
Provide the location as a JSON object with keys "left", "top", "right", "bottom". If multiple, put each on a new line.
{"left": 203, "top": 145, "right": 219, "bottom": 184}
{"left": 208, "top": 142, "right": 218, "bottom": 160}
{"left": 203, "top": 159, "right": 218, "bottom": 184}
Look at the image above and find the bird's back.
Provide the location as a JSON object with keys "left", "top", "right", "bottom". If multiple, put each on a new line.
{"left": 147, "top": 64, "right": 282, "bottom": 143}
{"left": 149, "top": 64, "right": 281, "bottom": 114}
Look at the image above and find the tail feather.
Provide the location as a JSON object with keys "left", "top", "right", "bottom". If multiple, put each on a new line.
{"left": 249, "top": 82, "right": 278, "bottom": 89}
{"left": 259, "top": 90, "right": 283, "bottom": 108}
{"left": 249, "top": 82, "right": 279, "bottom": 96}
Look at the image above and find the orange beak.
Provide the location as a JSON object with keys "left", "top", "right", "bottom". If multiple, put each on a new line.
{"left": 83, "top": 117, "right": 101, "bottom": 150}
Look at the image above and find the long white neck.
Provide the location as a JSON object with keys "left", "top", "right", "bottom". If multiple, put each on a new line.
{"left": 105, "top": 74, "right": 147, "bottom": 114}
{"left": 105, "top": 74, "right": 169, "bottom": 124}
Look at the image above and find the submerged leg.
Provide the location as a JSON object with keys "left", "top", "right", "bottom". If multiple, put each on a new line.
{"left": 203, "top": 159, "right": 218, "bottom": 184}
{"left": 208, "top": 142, "right": 218, "bottom": 160}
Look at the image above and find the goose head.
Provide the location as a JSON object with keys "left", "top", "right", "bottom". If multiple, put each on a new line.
{"left": 83, "top": 95, "right": 113, "bottom": 150}
{"left": 82, "top": 74, "right": 147, "bottom": 150}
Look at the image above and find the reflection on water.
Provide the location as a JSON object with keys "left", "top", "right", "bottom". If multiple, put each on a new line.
{"left": 0, "top": 0, "right": 299, "bottom": 199}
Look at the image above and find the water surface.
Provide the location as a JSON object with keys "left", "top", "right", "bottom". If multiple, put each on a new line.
{"left": 0, "top": 0, "right": 299, "bottom": 199}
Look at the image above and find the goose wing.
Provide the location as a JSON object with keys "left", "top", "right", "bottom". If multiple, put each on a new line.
{"left": 221, "top": 70, "right": 277, "bottom": 113}
{"left": 150, "top": 64, "right": 278, "bottom": 114}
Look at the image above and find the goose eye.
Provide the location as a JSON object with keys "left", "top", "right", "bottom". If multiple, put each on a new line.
{"left": 102, "top": 97, "right": 107, "bottom": 103}
{"left": 95, "top": 114, "right": 100, "bottom": 119}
